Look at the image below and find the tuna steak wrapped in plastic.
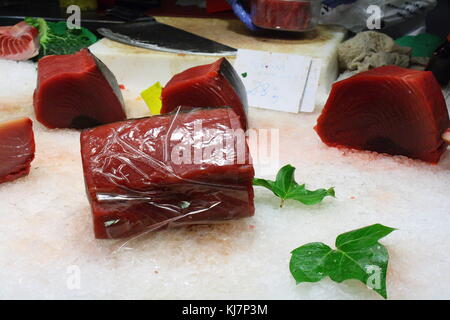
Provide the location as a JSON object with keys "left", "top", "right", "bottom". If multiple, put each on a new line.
{"left": 315, "top": 66, "right": 449, "bottom": 163}
{"left": 80, "top": 107, "right": 255, "bottom": 239}
{"left": 0, "top": 117, "right": 35, "bottom": 184}
{"left": 161, "top": 58, "right": 249, "bottom": 130}
{"left": 250, "top": 0, "right": 315, "bottom": 32}
{"left": 34, "top": 49, "right": 126, "bottom": 129}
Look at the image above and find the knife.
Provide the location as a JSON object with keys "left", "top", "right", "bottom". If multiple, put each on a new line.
{"left": 97, "top": 16, "right": 237, "bottom": 56}
{"left": 0, "top": 11, "right": 237, "bottom": 56}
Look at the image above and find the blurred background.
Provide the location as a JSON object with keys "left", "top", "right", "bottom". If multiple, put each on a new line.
{"left": 0, "top": 0, "right": 447, "bottom": 35}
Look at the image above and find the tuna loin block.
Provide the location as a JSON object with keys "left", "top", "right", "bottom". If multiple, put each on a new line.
{"left": 80, "top": 107, "right": 255, "bottom": 239}
{"left": 251, "top": 0, "right": 313, "bottom": 31}
{"left": 161, "top": 58, "right": 249, "bottom": 129}
{"left": 315, "top": 66, "right": 449, "bottom": 163}
{"left": 0, "top": 117, "right": 35, "bottom": 184}
{"left": 34, "top": 49, "right": 126, "bottom": 129}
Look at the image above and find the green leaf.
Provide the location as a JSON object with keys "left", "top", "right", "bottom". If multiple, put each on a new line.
{"left": 289, "top": 224, "right": 396, "bottom": 299}
{"left": 253, "top": 164, "right": 335, "bottom": 207}
{"left": 275, "top": 164, "right": 295, "bottom": 195}
{"left": 290, "top": 242, "right": 332, "bottom": 283}
{"left": 24, "top": 17, "right": 97, "bottom": 59}
{"left": 335, "top": 223, "right": 396, "bottom": 251}
{"left": 253, "top": 178, "right": 277, "bottom": 194}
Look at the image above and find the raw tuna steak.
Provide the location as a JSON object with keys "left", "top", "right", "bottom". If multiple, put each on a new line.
{"left": 34, "top": 49, "right": 126, "bottom": 129}
{"left": 0, "top": 22, "right": 39, "bottom": 61}
{"left": 0, "top": 117, "right": 35, "bottom": 184}
{"left": 315, "top": 66, "right": 449, "bottom": 163}
{"left": 161, "top": 58, "right": 249, "bottom": 129}
{"left": 251, "top": 0, "right": 314, "bottom": 31}
{"left": 80, "top": 107, "right": 255, "bottom": 239}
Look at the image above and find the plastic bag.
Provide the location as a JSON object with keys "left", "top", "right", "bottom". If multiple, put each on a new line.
{"left": 227, "top": 0, "right": 321, "bottom": 32}
{"left": 319, "top": 0, "right": 437, "bottom": 34}
{"left": 228, "top": 0, "right": 437, "bottom": 34}
{"left": 80, "top": 106, "right": 255, "bottom": 240}
{"left": 381, "top": 0, "right": 437, "bottom": 37}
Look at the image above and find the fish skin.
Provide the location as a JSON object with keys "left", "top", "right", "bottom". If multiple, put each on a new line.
{"left": 0, "top": 117, "right": 35, "bottom": 184}
{"left": 315, "top": 66, "right": 449, "bottom": 164}
{"left": 443, "top": 129, "right": 450, "bottom": 145}
{"left": 0, "top": 22, "right": 39, "bottom": 61}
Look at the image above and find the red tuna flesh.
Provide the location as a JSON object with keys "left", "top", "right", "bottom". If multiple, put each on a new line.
{"left": 0, "top": 22, "right": 39, "bottom": 61}
{"left": 251, "top": 0, "right": 313, "bottom": 31}
{"left": 161, "top": 58, "right": 249, "bottom": 130}
{"left": 0, "top": 117, "right": 35, "bottom": 184}
{"left": 34, "top": 49, "right": 126, "bottom": 129}
{"left": 315, "top": 66, "right": 449, "bottom": 163}
{"left": 80, "top": 107, "right": 255, "bottom": 239}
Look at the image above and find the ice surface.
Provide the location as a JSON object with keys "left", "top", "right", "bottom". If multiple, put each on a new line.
{"left": 0, "top": 60, "right": 36, "bottom": 122}
{"left": 0, "top": 60, "right": 449, "bottom": 299}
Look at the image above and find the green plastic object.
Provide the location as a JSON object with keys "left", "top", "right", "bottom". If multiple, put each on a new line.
{"left": 395, "top": 33, "right": 443, "bottom": 57}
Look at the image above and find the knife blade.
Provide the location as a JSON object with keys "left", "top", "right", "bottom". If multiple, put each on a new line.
{"left": 97, "top": 16, "right": 237, "bottom": 56}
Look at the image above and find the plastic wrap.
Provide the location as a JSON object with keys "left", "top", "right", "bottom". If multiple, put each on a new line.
{"left": 80, "top": 107, "right": 255, "bottom": 239}
{"left": 0, "top": 117, "right": 35, "bottom": 184}
{"left": 320, "top": 0, "right": 436, "bottom": 35}
{"left": 228, "top": 0, "right": 321, "bottom": 32}
{"left": 230, "top": 0, "right": 437, "bottom": 35}
{"left": 250, "top": 0, "right": 321, "bottom": 32}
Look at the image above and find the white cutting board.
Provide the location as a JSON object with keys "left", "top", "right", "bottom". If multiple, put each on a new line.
{"left": 0, "top": 18, "right": 449, "bottom": 299}
{"left": 89, "top": 17, "right": 347, "bottom": 115}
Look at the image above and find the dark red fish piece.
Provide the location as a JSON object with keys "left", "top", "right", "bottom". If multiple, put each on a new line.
{"left": 251, "top": 0, "right": 313, "bottom": 31}
{"left": 80, "top": 107, "right": 255, "bottom": 239}
{"left": 315, "top": 66, "right": 449, "bottom": 163}
{"left": 0, "top": 22, "right": 39, "bottom": 61}
{"left": 443, "top": 128, "right": 450, "bottom": 145}
{"left": 161, "top": 58, "right": 248, "bottom": 130}
{"left": 34, "top": 49, "right": 126, "bottom": 129}
{"left": 0, "top": 117, "right": 35, "bottom": 184}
